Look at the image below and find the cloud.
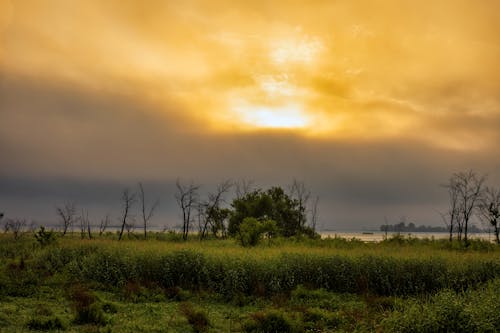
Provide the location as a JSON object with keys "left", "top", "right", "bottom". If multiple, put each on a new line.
{"left": 1, "top": 0, "right": 500, "bottom": 229}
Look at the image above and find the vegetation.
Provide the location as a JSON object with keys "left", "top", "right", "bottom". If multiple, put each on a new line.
{"left": 0, "top": 232, "right": 498, "bottom": 332}
{"left": 0, "top": 173, "right": 498, "bottom": 331}
{"left": 229, "top": 186, "right": 315, "bottom": 238}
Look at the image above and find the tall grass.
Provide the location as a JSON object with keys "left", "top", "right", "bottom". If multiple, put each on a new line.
{"left": 30, "top": 242, "right": 499, "bottom": 298}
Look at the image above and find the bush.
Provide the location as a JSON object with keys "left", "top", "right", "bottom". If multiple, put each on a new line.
{"left": 382, "top": 279, "right": 500, "bottom": 332}
{"left": 34, "top": 226, "right": 57, "bottom": 247}
{"left": 238, "top": 218, "right": 277, "bottom": 247}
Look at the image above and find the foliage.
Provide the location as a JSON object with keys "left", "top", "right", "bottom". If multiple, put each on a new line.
{"left": 382, "top": 278, "right": 500, "bottom": 332}
{"left": 34, "top": 226, "right": 57, "bottom": 247}
{"left": 237, "top": 217, "right": 278, "bottom": 247}
{"left": 0, "top": 234, "right": 498, "bottom": 332}
{"left": 229, "top": 187, "right": 310, "bottom": 237}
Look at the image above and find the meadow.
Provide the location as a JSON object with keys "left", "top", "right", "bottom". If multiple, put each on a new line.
{"left": 0, "top": 232, "right": 498, "bottom": 332}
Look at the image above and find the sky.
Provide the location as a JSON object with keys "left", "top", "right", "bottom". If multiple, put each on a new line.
{"left": 1, "top": 0, "right": 499, "bottom": 230}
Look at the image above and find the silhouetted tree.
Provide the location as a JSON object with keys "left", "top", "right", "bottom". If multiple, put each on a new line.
{"left": 235, "top": 179, "right": 254, "bottom": 199}
{"left": 454, "top": 171, "right": 486, "bottom": 244}
{"left": 478, "top": 186, "right": 500, "bottom": 244}
{"left": 175, "top": 179, "right": 199, "bottom": 240}
{"left": 118, "top": 189, "right": 136, "bottom": 241}
{"left": 4, "top": 218, "right": 26, "bottom": 239}
{"left": 138, "top": 183, "right": 159, "bottom": 239}
{"left": 290, "top": 179, "right": 310, "bottom": 231}
{"left": 442, "top": 176, "right": 462, "bottom": 241}
{"left": 200, "top": 180, "right": 233, "bottom": 239}
{"left": 310, "top": 196, "right": 319, "bottom": 232}
{"left": 56, "top": 201, "right": 77, "bottom": 236}
{"left": 99, "top": 214, "right": 110, "bottom": 236}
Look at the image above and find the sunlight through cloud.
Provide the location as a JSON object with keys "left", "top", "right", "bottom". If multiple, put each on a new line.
{"left": 234, "top": 102, "right": 310, "bottom": 129}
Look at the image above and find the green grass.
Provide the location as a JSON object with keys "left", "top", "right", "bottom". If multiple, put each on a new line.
{"left": 0, "top": 232, "right": 498, "bottom": 332}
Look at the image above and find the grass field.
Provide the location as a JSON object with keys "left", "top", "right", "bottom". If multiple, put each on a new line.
{"left": 0, "top": 233, "right": 498, "bottom": 332}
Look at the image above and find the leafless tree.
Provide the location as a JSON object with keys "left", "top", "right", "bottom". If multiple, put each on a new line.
{"left": 4, "top": 218, "right": 27, "bottom": 239}
{"left": 125, "top": 219, "right": 136, "bottom": 237}
{"left": 196, "top": 202, "right": 206, "bottom": 234}
{"left": 118, "top": 188, "right": 137, "bottom": 241}
{"left": 442, "top": 176, "right": 463, "bottom": 241}
{"left": 453, "top": 170, "right": 486, "bottom": 244}
{"left": 310, "top": 195, "right": 319, "bottom": 232}
{"left": 99, "top": 214, "right": 110, "bottom": 236}
{"left": 175, "top": 179, "right": 200, "bottom": 241}
{"left": 200, "top": 180, "right": 233, "bottom": 239}
{"left": 79, "top": 209, "right": 92, "bottom": 239}
{"left": 0, "top": 212, "right": 4, "bottom": 232}
{"left": 478, "top": 186, "right": 500, "bottom": 244}
{"left": 290, "top": 179, "right": 311, "bottom": 228}
{"left": 235, "top": 179, "right": 254, "bottom": 199}
{"left": 138, "top": 183, "right": 159, "bottom": 239}
{"left": 56, "top": 201, "right": 77, "bottom": 236}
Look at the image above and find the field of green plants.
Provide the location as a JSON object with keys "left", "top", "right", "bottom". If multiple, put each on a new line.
{"left": 0, "top": 233, "right": 499, "bottom": 332}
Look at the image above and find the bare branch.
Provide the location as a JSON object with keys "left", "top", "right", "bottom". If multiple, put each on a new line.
{"left": 200, "top": 180, "right": 233, "bottom": 239}
{"left": 118, "top": 188, "right": 137, "bottom": 241}
{"left": 235, "top": 179, "right": 254, "bottom": 199}
{"left": 139, "top": 182, "right": 160, "bottom": 239}
{"left": 56, "top": 201, "right": 77, "bottom": 236}
{"left": 175, "top": 179, "right": 200, "bottom": 240}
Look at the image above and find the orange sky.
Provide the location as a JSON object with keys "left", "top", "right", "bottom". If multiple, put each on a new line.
{"left": 2, "top": 0, "right": 500, "bottom": 147}
{"left": 1, "top": 0, "right": 499, "bottom": 228}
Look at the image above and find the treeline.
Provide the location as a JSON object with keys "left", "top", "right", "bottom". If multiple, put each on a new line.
{"left": 0, "top": 179, "right": 320, "bottom": 247}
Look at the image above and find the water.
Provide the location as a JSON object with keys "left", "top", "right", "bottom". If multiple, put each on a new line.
{"left": 319, "top": 231, "right": 495, "bottom": 242}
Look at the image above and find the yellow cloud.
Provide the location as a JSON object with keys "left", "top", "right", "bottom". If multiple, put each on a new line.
{"left": 2, "top": 0, "right": 500, "bottom": 150}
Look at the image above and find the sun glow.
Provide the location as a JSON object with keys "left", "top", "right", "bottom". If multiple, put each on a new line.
{"left": 234, "top": 103, "right": 310, "bottom": 129}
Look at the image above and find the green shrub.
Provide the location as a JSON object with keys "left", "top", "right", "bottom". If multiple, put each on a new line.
{"left": 382, "top": 279, "right": 500, "bottom": 332}
{"left": 34, "top": 226, "right": 57, "bottom": 247}
{"left": 237, "top": 218, "right": 277, "bottom": 247}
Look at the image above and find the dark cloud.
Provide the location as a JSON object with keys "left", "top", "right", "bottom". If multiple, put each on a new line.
{"left": 1, "top": 74, "right": 499, "bottom": 230}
